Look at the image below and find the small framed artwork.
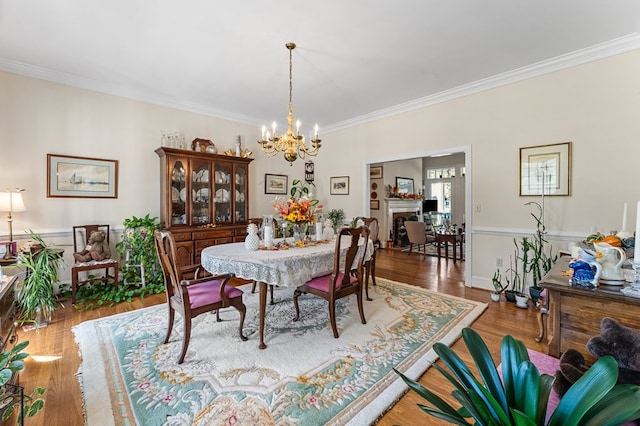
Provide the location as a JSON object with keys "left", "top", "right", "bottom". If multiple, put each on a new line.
{"left": 370, "top": 165, "right": 383, "bottom": 179}
{"left": 395, "top": 177, "right": 414, "bottom": 194}
{"left": 265, "top": 173, "right": 288, "bottom": 194}
{"left": 370, "top": 200, "right": 380, "bottom": 210}
{"left": 519, "top": 142, "right": 572, "bottom": 196}
{"left": 330, "top": 176, "right": 350, "bottom": 195}
{"left": 47, "top": 154, "right": 118, "bottom": 198}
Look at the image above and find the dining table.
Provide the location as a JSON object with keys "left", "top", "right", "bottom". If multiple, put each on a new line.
{"left": 200, "top": 236, "right": 373, "bottom": 349}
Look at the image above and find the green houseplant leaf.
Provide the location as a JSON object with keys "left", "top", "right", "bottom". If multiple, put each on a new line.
{"left": 395, "top": 328, "right": 640, "bottom": 426}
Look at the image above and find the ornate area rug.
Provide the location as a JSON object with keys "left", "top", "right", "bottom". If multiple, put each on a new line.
{"left": 73, "top": 278, "right": 486, "bottom": 425}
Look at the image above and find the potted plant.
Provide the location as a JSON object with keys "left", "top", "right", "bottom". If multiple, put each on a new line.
{"left": 1, "top": 340, "right": 45, "bottom": 424}
{"left": 115, "top": 214, "right": 163, "bottom": 287}
{"left": 16, "top": 231, "right": 65, "bottom": 325}
{"left": 491, "top": 270, "right": 507, "bottom": 302}
{"left": 395, "top": 328, "right": 640, "bottom": 425}
{"left": 495, "top": 202, "right": 557, "bottom": 307}
{"left": 327, "top": 208, "right": 345, "bottom": 232}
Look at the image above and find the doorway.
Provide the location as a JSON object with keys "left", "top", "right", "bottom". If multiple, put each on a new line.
{"left": 363, "top": 146, "right": 471, "bottom": 286}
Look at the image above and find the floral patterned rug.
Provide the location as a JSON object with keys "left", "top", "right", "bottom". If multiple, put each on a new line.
{"left": 73, "top": 278, "right": 486, "bottom": 425}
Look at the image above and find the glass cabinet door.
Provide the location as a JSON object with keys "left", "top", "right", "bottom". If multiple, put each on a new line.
{"left": 213, "top": 162, "right": 232, "bottom": 224}
{"left": 234, "top": 164, "right": 248, "bottom": 223}
{"left": 191, "top": 160, "right": 212, "bottom": 226}
{"left": 170, "top": 159, "right": 187, "bottom": 226}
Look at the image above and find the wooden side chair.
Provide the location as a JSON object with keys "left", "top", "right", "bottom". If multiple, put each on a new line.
{"left": 71, "top": 224, "right": 119, "bottom": 304}
{"left": 154, "top": 230, "right": 247, "bottom": 364}
{"left": 292, "top": 226, "right": 370, "bottom": 338}
{"left": 355, "top": 216, "right": 379, "bottom": 301}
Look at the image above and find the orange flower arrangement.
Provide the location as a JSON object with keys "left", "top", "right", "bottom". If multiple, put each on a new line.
{"left": 272, "top": 179, "right": 323, "bottom": 224}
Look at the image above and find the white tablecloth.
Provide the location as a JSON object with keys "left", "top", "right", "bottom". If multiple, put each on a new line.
{"left": 201, "top": 237, "right": 372, "bottom": 288}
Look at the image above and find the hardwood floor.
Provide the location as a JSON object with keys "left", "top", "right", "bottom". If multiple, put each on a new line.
{"left": 16, "top": 248, "right": 547, "bottom": 426}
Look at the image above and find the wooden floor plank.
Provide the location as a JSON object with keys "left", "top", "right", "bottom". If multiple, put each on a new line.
{"left": 15, "top": 248, "right": 546, "bottom": 426}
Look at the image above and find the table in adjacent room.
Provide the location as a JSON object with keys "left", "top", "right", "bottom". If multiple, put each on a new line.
{"left": 435, "top": 232, "right": 464, "bottom": 261}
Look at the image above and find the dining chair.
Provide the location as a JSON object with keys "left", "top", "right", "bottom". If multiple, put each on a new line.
{"left": 404, "top": 221, "right": 427, "bottom": 255}
{"left": 354, "top": 216, "right": 379, "bottom": 301}
{"left": 71, "top": 224, "right": 119, "bottom": 304}
{"left": 154, "top": 230, "right": 247, "bottom": 364}
{"left": 248, "top": 217, "right": 275, "bottom": 304}
{"left": 292, "top": 226, "right": 370, "bottom": 338}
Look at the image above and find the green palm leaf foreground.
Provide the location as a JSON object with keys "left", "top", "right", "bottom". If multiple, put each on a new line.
{"left": 394, "top": 328, "right": 640, "bottom": 425}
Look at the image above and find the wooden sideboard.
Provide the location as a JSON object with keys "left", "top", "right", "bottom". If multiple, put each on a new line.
{"left": 540, "top": 257, "right": 640, "bottom": 362}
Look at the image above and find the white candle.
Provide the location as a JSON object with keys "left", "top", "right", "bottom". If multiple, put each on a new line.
{"left": 264, "top": 225, "right": 273, "bottom": 248}
{"left": 635, "top": 201, "right": 640, "bottom": 261}
{"left": 315, "top": 222, "right": 323, "bottom": 241}
{"left": 622, "top": 202, "right": 628, "bottom": 232}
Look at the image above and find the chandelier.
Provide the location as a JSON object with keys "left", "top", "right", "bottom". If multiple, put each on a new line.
{"left": 258, "top": 42, "right": 321, "bottom": 165}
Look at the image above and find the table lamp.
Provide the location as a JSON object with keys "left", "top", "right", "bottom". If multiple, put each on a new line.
{"left": 0, "top": 188, "right": 26, "bottom": 259}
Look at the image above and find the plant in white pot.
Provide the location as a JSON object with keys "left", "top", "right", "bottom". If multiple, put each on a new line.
{"left": 490, "top": 270, "right": 507, "bottom": 302}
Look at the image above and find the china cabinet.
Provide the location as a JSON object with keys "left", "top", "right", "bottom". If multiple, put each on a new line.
{"left": 155, "top": 147, "right": 253, "bottom": 264}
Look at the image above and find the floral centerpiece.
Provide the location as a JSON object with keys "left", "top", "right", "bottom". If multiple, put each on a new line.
{"left": 273, "top": 179, "right": 323, "bottom": 242}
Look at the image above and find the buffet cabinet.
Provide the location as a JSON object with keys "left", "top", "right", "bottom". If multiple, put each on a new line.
{"left": 540, "top": 257, "right": 640, "bottom": 363}
{"left": 156, "top": 147, "right": 253, "bottom": 264}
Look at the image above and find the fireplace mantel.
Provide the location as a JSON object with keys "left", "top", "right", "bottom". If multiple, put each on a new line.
{"left": 384, "top": 198, "right": 422, "bottom": 244}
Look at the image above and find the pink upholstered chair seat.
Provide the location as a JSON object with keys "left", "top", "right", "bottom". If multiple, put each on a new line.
{"left": 186, "top": 280, "right": 244, "bottom": 310}
{"left": 304, "top": 272, "right": 356, "bottom": 292}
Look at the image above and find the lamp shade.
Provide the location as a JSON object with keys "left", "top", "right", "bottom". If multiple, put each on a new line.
{"left": 0, "top": 191, "right": 27, "bottom": 213}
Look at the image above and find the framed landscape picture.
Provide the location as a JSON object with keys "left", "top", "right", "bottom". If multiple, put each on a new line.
{"left": 330, "top": 176, "right": 349, "bottom": 195}
{"left": 370, "top": 165, "right": 383, "bottom": 179}
{"left": 47, "top": 154, "right": 118, "bottom": 198}
{"left": 265, "top": 173, "right": 288, "bottom": 194}
{"left": 395, "top": 177, "right": 414, "bottom": 194}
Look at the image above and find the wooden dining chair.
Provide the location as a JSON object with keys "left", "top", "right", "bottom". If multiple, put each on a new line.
{"left": 71, "top": 224, "right": 119, "bottom": 304}
{"left": 292, "top": 226, "right": 370, "bottom": 338}
{"left": 154, "top": 230, "right": 247, "bottom": 364}
{"left": 355, "top": 216, "right": 379, "bottom": 301}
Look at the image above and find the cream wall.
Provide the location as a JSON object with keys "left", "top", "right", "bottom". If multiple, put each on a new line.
{"left": 2, "top": 48, "right": 640, "bottom": 289}
{"left": 323, "top": 49, "right": 640, "bottom": 289}
{"left": 0, "top": 70, "right": 307, "bottom": 280}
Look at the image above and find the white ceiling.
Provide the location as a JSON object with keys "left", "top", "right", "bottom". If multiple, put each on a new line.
{"left": 1, "top": 1, "right": 639, "bottom": 134}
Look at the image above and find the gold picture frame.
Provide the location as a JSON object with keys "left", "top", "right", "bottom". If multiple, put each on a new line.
{"left": 47, "top": 154, "right": 118, "bottom": 198}
{"left": 519, "top": 142, "right": 572, "bottom": 196}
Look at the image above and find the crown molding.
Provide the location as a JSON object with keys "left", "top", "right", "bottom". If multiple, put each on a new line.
{"left": 324, "top": 33, "right": 640, "bottom": 133}
{"left": 0, "top": 58, "right": 260, "bottom": 126}
{"left": 2, "top": 34, "right": 639, "bottom": 132}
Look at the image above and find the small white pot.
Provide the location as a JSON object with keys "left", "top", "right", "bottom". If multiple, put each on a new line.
{"left": 490, "top": 292, "right": 501, "bottom": 302}
{"left": 515, "top": 294, "right": 528, "bottom": 308}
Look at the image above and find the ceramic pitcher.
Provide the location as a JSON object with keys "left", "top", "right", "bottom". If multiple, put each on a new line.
{"left": 593, "top": 241, "right": 626, "bottom": 282}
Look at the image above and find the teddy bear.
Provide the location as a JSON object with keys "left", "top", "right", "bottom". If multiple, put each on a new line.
{"left": 553, "top": 317, "right": 640, "bottom": 397}
{"left": 73, "top": 230, "right": 111, "bottom": 262}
